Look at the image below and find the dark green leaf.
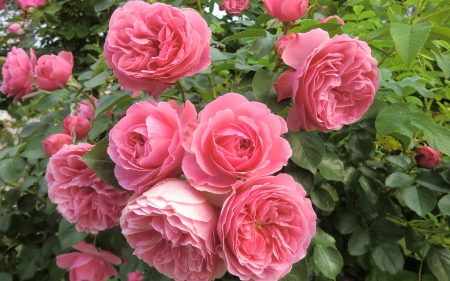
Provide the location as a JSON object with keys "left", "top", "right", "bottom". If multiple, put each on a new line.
{"left": 94, "top": 0, "right": 115, "bottom": 12}
{"left": 221, "top": 29, "right": 266, "bottom": 42}
{"left": 4, "top": 188, "right": 20, "bottom": 205}
{"left": 348, "top": 134, "right": 373, "bottom": 160}
{"left": 409, "top": 116, "right": 450, "bottom": 156}
{"left": 416, "top": 171, "right": 450, "bottom": 192}
{"left": 280, "top": 259, "right": 308, "bottom": 281}
{"left": 438, "top": 195, "right": 450, "bottom": 215}
{"left": 372, "top": 242, "right": 404, "bottom": 274}
{"left": 338, "top": 211, "right": 361, "bottom": 235}
{"left": 310, "top": 186, "right": 335, "bottom": 211}
{"left": 0, "top": 157, "right": 26, "bottom": 184}
{"left": 95, "top": 93, "right": 131, "bottom": 117}
{"left": 358, "top": 176, "right": 379, "bottom": 204}
{"left": 401, "top": 186, "right": 436, "bottom": 217}
{"left": 426, "top": 246, "right": 450, "bottom": 281}
{"left": 0, "top": 213, "right": 12, "bottom": 233}
{"left": 89, "top": 114, "right": 111, "bottom": 139}
{"left": 285, "top": 162, "right": 314, "bottom": 193}
{"left": 252, "top": 68, "right": 290, "bottom": 113}
{"left": 18, "top": 194, "right": 37, "bottom": 213}
{"left": 405, "top": 226, "right": 425, "bottom": 252}
{"left": 286, "top": 131, "right": 324, "bottom": 173}
{"left": 318, "top": 149, "right": 344, "bottom": 181}
{"left": 0, "top": 272, "right": 12, "bottom": 281}
{"left": 385, "top": 172, "right": 414, "bottom": 187}
{"left": 385, "top": 156, "right": 410, "bottom": 170}
{"left": 390, "top": 22, "right": 432, "bottom": 65}
{"left": 36, "top": 94, "right": 61, "bottom": 111}
{"left": 58, "top": 219, "right": 88, "bottom": 249}
{"left": 373, "top": 219, "right": 404, "bottom": 242}
{"left": 348, "top": 226, "right": 372, "bottom": 256}
{"left": 314, "top": 246, "right": 343, "bottom": 279}
{"left": 17, "top": 259, "right": 36, "bottom": 280}
{"left": 21, "top": 134, "right": 47, "bottom": 159}
{"left": 45, "top": 3, "right": 62, "bottom": 15}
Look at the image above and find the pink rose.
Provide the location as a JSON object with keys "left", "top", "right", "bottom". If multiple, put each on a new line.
{"left": 56, "top": 241, "right": 121, "bottom": 281}
{"left": 0, "top": 47, "right": 36, "bottom": 103}
{"left": 120, "top": 179, "right": 227, "bottom": 281}
{"left": 262, "top": 0, "right": 308, "bottom": 22}
{"left": 217, "top": 174, "right": 316, "bottom": 281}
{"left": 275, "top": 33, "right": 296, "bottom": 57}
{"left": 280, "top": 28, "right": 379, "bottom": 132}
{"left": 104, "top": 2, "right": 211, "bottom": 98}
{"left": 75, "top": 97, "right": 99, "bottom": 119}
{"left": 35, "top": 51, "right": 74, "bottom": 91}
{"left": 63, "top": 115, "right": 91, "bottom": 140}
{"left": 108, "top": 100, "right": 196, "bottom": 193}
{"left": 7, "top": 22, "right": 28, "bottom": 35}
{"left": 219, "top": 0, "right": 249, "bottom": 15}
{"left": 182, "top": 93, "right": 292, "bottom": 206}
{"left": 41, "top": 133, "right": 73, "bottom": 157}
{"left": 17, "top": 0, "right": 44, "bottom": 9}
{"left": 46, "top": 143, "right": 132, "bottom": 233}
{"left": 416, "top": 146, "right": 442, "bottom": 169}
{"left": 319, "top": 15, "right": 345, "bottom": 25}
{"left": 127, "top": 270, "right": 144, "bottom": 281}
{"left": 0, "top": 0, "right": 6, "bottom": 10}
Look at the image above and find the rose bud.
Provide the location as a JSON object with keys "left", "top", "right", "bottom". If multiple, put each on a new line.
{"left": 63, "top": 116, "right": 91, "bottom": 140}
{"left": 41, "top": 134, "right": 73, "bottom": 157}
{"left": 262, "top": 0, "right": 308, "bottom": 22}
{"left": 416, "top": 146, "right": 442, "bottom": 169}
{"left": 35, "top": 51, "right": 74, "bottom": 91}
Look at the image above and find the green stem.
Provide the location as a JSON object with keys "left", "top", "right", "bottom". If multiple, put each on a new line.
{"left": 196, "top": 0, "right": 203, "bottom": 14}
{"left": 378, "top": 46, "right": 395, "bottom": 67}
{"left": 418, "top": 258, "right": 424, "bottom": 281}
{"left": 175, "top": 81, "right": 186, "bottom": 103}
{"left": 410, "top": 0, "right": 423, "bottom": 24}
{"left": 81, "top": 91, "right": 97, "bottom": 109}
{"left": 208, "top": 74, "right": 217, "bottom": 99}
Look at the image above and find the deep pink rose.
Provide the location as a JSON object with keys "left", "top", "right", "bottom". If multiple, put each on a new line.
{"left": 104, "top": 1, "right": 211, "bottom": 98}
{"left": 17, "top": 0, "right": 44, "bottom": 9}
{"left": 416, "top": 146, "right": 442, "bottom": 169}
{"left": 275, "top": 33, "right": 296, "bottom": 57}
{"left": 41, "top": 133, "right": 73, "bottom": 157}
{"left": 262, "top": 0, "right": 308, "bottom": 22}
{"left": 0, "top": 47, "right": 36, "bottom": 103}
{"left": 217, "top": 174, "right": 316, "bottom": 281}
{"left": 63, "top": 115, "right": 91, "bottom": 140}
{"left": 7, "top": 22, "right": 28, "bottom": 35}
{"left": 108, "top": 100, "right": 196, "bottom": 193}
{"left": 57, "top": 241, "right": 121, "bottom": 281}
{"left": 182, "top": 93, "right": 292, "bottom": 206}
{"left": 75, "top": 97, "right": 99, "bottom": 119}
{"left": 35, "top": 51, "right": 74, "bottom": 91}
{"left": 120, "top": 179, "right": 227, "bottom": 281}
{"left": 46, "top": 143, "right": 132, "bottom": 233}
{"left": 319, "top": 15, "right": 345, "bottom": 25}
{"left": 281, "top": 28, "right": 379, "bottom": 132}
{"left": 0, "top": 0, "right": 6, "bottom": 10}
{"left": 219, "top": 0, "right": 249, "bottom": 15}
{"left": 127, "top": 270, "right": 144, "bottom": 281}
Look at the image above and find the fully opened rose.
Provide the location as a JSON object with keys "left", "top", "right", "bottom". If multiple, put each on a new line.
{"left": 219, "top": 0, "right": 250, "bottom": 15}
{"left": 120, "top": 179, "right": 227, "bottom": 281}
{"left": 104, "top": 1, "right": 211, "bottom": 98}
{"left": 217, "top": 174, "right": 316, "bottom": 281}
{"left": 182, "top": 93, "right": 292, "bottom": 205}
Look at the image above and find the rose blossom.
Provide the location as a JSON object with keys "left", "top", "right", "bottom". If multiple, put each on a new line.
{"left": 0, "top": 0, "right": 6, "bottom": 10}
{"left": 219, "top": 0, "right": 249, "bottom": 15}
{"left": 127, "top": 270, "right": 144, "bottom": 281}
{"left": 319, "top": 15, "right": 345, "bottom": 25}
{"left": 120, "top": 179, "right": 226, "bottom": 281}
{"left": 275, "top": 34, "right": 296, "bottom": 57}
{"left": 57, "top": 241, "right": 121, "bottom": 281}
{"left": 416, "top": 146, "right": 442, "bottom": 169}
{"left": 17, "top": 0, "right": 44, "bottom": 9}
{"left": 279, "top": 28, "right": 379, "bottom": 132}
{"left": 41, "top": 133, "right": 73, "bottom": 157}
{"left": 35, "top": 51, "right": 74, "bottom": 91}
{"left": 262, "top": 0, "right": 308, "bottom": 22}
{"left": 46, "top": 143, "right": 132, "bottom": 233}
{"left": 63, "top": 115, "right": 91, "bottom": 140}
{"left": 75, "top": 97, "right": 99, "bottom": 119}
{"left": 7, "top": 22, "right": 28, "bottom": 35}
{"left": 104, "top": 1, "right": 211, "bottom": 98}
{"left": 182, "top": 93, "right": 292, "bottom": 205}
{"left": 0, "top": 47, "right": 36, "bottom": 103}
{"left": 108, "top": 100, "right": 196, "bottom": 193}
{"left": 217, "top": 174, "right": 316, "bottom": 281}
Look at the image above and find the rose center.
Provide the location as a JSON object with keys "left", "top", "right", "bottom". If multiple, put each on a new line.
{"left": 254, "top": 220, "right": 264, "bottom": 229}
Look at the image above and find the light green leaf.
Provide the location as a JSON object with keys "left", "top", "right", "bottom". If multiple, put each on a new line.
{"left": 221, "top": 29, "right": 266, "bottom": 43}
{"left": 95, "top": 93, "right": 131, "bottom": 117}
{"left": 0, "top": 157, "right": 26, "bottom": 184}
{"left": 318, "top": 149, "right": 344, "bottom": 181}
{"left": 84, "top": 71, "right": 109, "bottom": 88}
{"left": 390, "top": 21, "right": 432, "bottom": 65}
{"left": 253, "top": 35, "right": 274, "bottom": 60}
{"left": 286, "top": 131, "right": 324, "bottom": 173}
{"left": 314, "top": 246, "right": 343, "bottom": 279}
{"left": 45, "top": 3, "right": 62, "bottom": 15}
{"left": 312, "top": 228, "right": 336, "bottom": 249}
{"left": 375, "top": 107, "right": 411, "bottom": 135}
{"left": 401, "top": 186, "right": 436, "bottom": 217}
{"left": 36, "top": 94, "right": 61, "bottom": 111}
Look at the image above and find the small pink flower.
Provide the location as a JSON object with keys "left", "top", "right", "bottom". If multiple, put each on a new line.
{"left": 262, "top": 0, "right": 308, "bottom": 22}
{"left": 7, "top": 22, "right": 28, "bottom": 35}
{"left": 319, "top": 15, "right": 345, "bottom": 25}
{"left": 219, "top": 0, "right": 249, "bottom": 15}
{"left": 56, "top": 241, "right": 121, "bottom": 281}
{"left": 275, "top": 33, "right": 296, "bottom": 57}
{"left": 416, "top": 146, "right": 442, "bottom": 169}
{"left": 104, "top": 1, "right": 211, "bottom": 98}
{"left": 120, "top": 179, "right": 227, "bottom": 281}
{"left": 127, "top": 270, "right": 144, "bottom": 281}
{"left": 217, "top": 174, "right": 317, "bottom": 281}
{"left": 35, "top": 51, "right": 74, "bottom": 91}
{"left": 41, "top": 134, "right": 73, "bottom": 157}
{"left": 0, "top": 47, "right": 36, "bottom": 103}
{"left": 63, "top": 116, "right": 91, "bottom": 140}
{"left": 75, "top": 98, "right": 99, "bottom": 119}
{"left": 46, "top": 143, "right": 133, "bottom": 233}
{"left": 182, "top": 93, "right": 292, "bottom": 206}
{"left": 17, "top": 0, "right": 44, "bottom": 9}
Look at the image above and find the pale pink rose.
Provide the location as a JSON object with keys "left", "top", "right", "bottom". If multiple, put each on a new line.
{"left": 46, "top": 143, "right": 133, "bottom": 233}
{"left": 41, "top": 133, "right": 73, "bottom": 157}
{"left": 108, "top": 100, "right": 196, "bottom": 193}
{"left": 219, "top": 0, "right": 249, "bottom": 15}
{"left": 75, "top": 97, "right": 99, "bottom": 119}
{"left": 416, "top": 146, "right": 442, "bottom": 169}
{"left": 17, "top": 0, "right": 44, "bottom": 9}
{"left": 217, "top": 174, "right": 316, "bottom": 281}
{"left": 275, "top": 33, "right": 296, "bottom": 57}
{"left": 104, "top": 1, "right": 211, "bottom": 98}
{"left": 7, "top": 22, "right": 28, "bottom": 35}
{"left": 262, "top": 0, "right": 308, "bottom": 22}
{"left": 63, "top": 115, "right": 91, "bottom": 140}
{"left": 281, "top": 28, "right": 379, "bottom": 132}
{"left": 120, "top": 179, "right": 227, "bottom": 281}
{"left": 0, "top": 47, "right": 36, "bottom": 103}
{"left": 56, "top": 241, "right": 121, "bottom": 281}
{"left": 182, "top": 93, "right": 292, "bottom": 206}
{"left": 319, "top": 15, "right": 345, "bottom": 25}
{"left": 35, "top": 51, "right": 74, "bottom": 91}
{"left": 127, "top": 270, "right": 144, "bottom": 281}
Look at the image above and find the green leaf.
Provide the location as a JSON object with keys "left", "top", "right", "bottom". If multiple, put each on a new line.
{"left": 17, "top": 259, "right": 36, "bottom": 280}
{"left": 18, "top": 194, "right": 37, "bottom": 213}
{"left": 404, "top": 226, "right": 426, "bottom": 253}
{"left": 433, "top": 51, "right": 450, "bottom": 79}
{"left": 45, "top": 3, "right": 62, "bottom": 15}
{"left": 372, "top": 242, "right": 404, "bottom": 274}
{"left": 348, "top": 134, "right": 373, "bottom": 160}
{"left": 285, "top": 162, "right": 314, "bottom": 194}
{"left": 409, "top": 117, "right": 450, "bottom": 156}
{"left": 390, "top": 22, "right": 432, "bottom": 65}
{"left": 318, "top": 149, "right": 344, "bottom": 181}
{"left": 313, "top": 246, "right": 343, "bottom": 279}
{"left": 401, "top": 186, "right": 436, "bottom": 217}
{"left": 312, "top": 228, "right": 336, "bottom": 249}
{"left": 36, "top": 94, "right": 61, "bottom": 111}
{"left": 58, "top": 219, "right": 88, "bottom": 249}
{"left": 0, "top": 272, "right": 12, "bottom": 281}
{"left": 385, "top": 156, "right": 410, "bottom": 170}
{"left": 252, "top": 68, "right": 290, "bottom": 113}
{"left": 89, "top": 115, "right": 111, "bottom": 139}
{"left": 84, "top": 71, "right": 109, "bottom": 88}
{"left": 375, "top": 107, "right": 411, "bottom": 135}
{"left": 338, "top": 211, "right": 361, "bottom": 235}
{"left": 286, "top": 131, "right": 324, "bottom": 173}
{"left": 0, "top": 157, "right": 26, "bottom": 184}
{"left": 21, "top": 134, "right": 47, "bottom": 159}
{"left": 426, "top": 246, "right": 450, "bottom": 281}
{"left": 348, "top": 226, "right": 372, "bottom": 256}
{"left": 385, "top": 172, "right": 414, "bottom": 187}
{"left": 358, "top": 176, "right": 379, "bottom": 204}
{"left": 95, "top": 93, "right": 131, "bottom": 118}
{"left": 253, "top": 35, "right": 274, "bottom": 60}
{"left": 416, "top": 171, "right": 450, "bottom": 192}
{"left": 280, "top": 259, "right": 308, "bottom": 281}
{"left": 31, "top": 10, "right": 43, "bottom": 20}
{"left": 94, "top": 0, "right": 115, "bottom": 12}
{"left": 221, "top": 29, "right": 267, "bottom": 43}
{"left": 0, "top": 213, "right": 12, "bottom": 233}
{"left": 438, "top": 195, "right": 450, "bottom": 215}
{"left": 210, "top": 48, "right": 235, "bottom": 62}
{"left": 373, "top": 219, "right": 404, "bottom": 241}
{"left": 310, "top": 186, "right": 335, "bottom": 211}
{"left": 82, "top": 138, "right": 123, "bottom": 189}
